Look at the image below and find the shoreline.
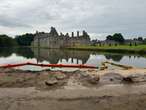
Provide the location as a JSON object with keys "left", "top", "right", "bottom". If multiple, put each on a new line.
{"left": 2, "top": 46, "right": 146, "bottom": 56}
{"left": 67, "top": 46, "right": 146, "bottom": 54}
{"left": 1, "top": 66, "right": 146, "bottom": 109}
{"left": 30, "top": 45, "right": 146, "bottom": 56}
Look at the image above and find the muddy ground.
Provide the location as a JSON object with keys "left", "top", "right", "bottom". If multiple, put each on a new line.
{"left": 1, "top": 66, "right": 146, "bottom": 110}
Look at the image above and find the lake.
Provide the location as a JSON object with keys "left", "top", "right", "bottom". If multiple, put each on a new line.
{"left": 0, "top": 47, "right": 146, "bottom": 71}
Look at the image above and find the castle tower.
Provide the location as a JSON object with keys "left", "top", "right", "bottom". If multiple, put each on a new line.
{"left": 82, "top": 30, "right": 85, "bottom": 36}
{"left": 77, "top": 31, "right": 79, "bottom": 37}
{"left": 71, "top": 32, "right": 74, "bottom": 37}
{"left": 60, "top": 32, "right": 64, "bottom": 37}
{"left": 50, "top": 27, "right": 59, "bottom": 36}
{"left": 65, "top": 33, "right": 69, "bottom": 37}
{"left": 36, "top": 30, "right": 39, "bottom": 34}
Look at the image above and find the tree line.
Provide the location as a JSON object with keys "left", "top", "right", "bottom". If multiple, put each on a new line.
{"left": 106, "top": 33, "right": 146, "bottom": 43}
{"left": 106, "top": 33, "right": 125, "bottom": 43}
{"left": 15, "top": 33, "right": 35, "bottom": 46}
{"left": 0, "top": 35, "right": 17, "bottom": 47}
{"left": 91, "top": 33, "right": 146, "bottom": 46}
{"left": 1, "top": 32, "right": 146, "bottom": 47}
{"left": 0, "top": 33, "right": 35, "bottom": 47}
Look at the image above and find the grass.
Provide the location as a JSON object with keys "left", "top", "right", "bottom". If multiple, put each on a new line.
{"left": 67, "top": 44, "right": 146, "bottom": 54}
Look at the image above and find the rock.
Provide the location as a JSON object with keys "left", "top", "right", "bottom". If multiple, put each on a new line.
{"left": 87, "top": 75, "right": 100, "bottom": 84}
{"left": 55, "top": 73, "right": 66, "bottom": 80}
{"left": 100, "top": 66, "right": 108, "bottom": 70}
{"left": 100, "top": 73, "right": 123, "bottom": 84}
{"left": 80, "top": 72, "right": 89, "bottom": 77}
{"left": 45, "top": 78, "right": 58, "bottom": 86}
{"left": 123, "top": 77, "right": 134, "bottom": 83}
{"left": 123, "top": 74, "right": 146, "bottom": 83}
{"left": 87, "top": 69, "right": 96, "bottom": 72}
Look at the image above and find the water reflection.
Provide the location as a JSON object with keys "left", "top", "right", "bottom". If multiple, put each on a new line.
{"left": 32, "top": 48, "right": 90, "bottom": 64}
{"left": 0, "top": 48, "right": 13, "bottom": 57}
{"left": 0, "top": 47, "right": 146, "bottom": 68}
{"left": 15, "top": 47, "right": 34, "bottom": 58}
{"left": 0, "top": 47, "right": 34, "bottom": 58}
{"left": 104, "top": 54, "right": 123, "bottom": 62}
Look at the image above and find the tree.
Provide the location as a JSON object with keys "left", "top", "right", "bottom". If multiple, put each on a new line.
{"left": 106, "top": 33, "right": 125, "bottom": 43}
{"left": 0, "top": 34, "right": 17, "bottom": 47}
{"left": 138, "top": 37, "right": 143, "bottom": 41}
{"left": 106, "top": 35, "right": 113, "bottom": 40}
{"left": 112, "top": 33, "right": 125, "bottom": 43}
{"left": 91, "top": 39, "right": 98, "bottom": 46}
{"left": 129, "top": 42, "right": 132, "bottom": 46}
{"left": 15, "top": 33, "right": 35, "bottom": 46}
{"left": 133, "top": 38, "right": 137, "bottom": 41}
{"left": 144, "top": 38, "right": 146, "bottom": 44}
{"left": 99, "top": 42, "right": 102, "bottom": 47}
{"left": 109, "top": 43, "right": 112, "bottom": 46}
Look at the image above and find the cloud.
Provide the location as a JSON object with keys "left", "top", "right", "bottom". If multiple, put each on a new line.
{"left": 0, "top": 15, "right": 32, "bottom": 28}
{"left": 0, "top": 0, "right": 146, "bottom": 39}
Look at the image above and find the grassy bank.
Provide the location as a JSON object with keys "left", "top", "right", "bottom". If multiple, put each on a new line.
{"left": 68, "top": 45, "right": 146, "bottom": 54}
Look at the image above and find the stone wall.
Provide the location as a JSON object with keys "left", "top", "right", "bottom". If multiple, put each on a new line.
{"left": 32, "top": 27, "right": 91, "bottom": 48}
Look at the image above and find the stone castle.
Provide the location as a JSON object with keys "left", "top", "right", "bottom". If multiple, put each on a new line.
{"left": 32, "top": 27, "right": 91, "bottom": 48}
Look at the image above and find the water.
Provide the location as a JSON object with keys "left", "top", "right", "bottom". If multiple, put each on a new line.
{"left": 0, "top": 47, "right": 146, "bottom": 71}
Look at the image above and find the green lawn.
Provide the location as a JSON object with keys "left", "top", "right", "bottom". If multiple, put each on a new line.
{"left": 68, "top": 44, "right": 146, "bottom": 54}
{"left": 74, "top": 45, "right": 146, "bottom": 50}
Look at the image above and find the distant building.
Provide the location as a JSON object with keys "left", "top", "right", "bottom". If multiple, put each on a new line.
{"left": 125, "top": 39, "right": 143, "bottom": 45}
{"left": 101, "top": 40, "right": 119, "bottom": 45}
{"left": 96, "top": 39, "right": 143, "bottom": 45}
{"left": 32, "top": 27, "right": 91, "bottom": 48}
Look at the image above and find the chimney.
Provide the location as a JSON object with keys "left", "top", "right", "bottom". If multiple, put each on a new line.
{"left": 77, "top": 31, "right": 79, "bottom": 37}
{"left": 72, "top": 32, "right": 74, "bottom": 37}
{"left": 36, "top": 30, "right": 38, "bottom": 33}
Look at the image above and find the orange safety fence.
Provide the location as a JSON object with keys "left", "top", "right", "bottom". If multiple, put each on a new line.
{"left": 0, "top": 62, "right": 98, "bottom": 69}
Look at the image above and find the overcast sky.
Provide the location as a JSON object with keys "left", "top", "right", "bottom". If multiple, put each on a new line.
{"left": 0, "top": 0, "right": 146, "bottom": 39}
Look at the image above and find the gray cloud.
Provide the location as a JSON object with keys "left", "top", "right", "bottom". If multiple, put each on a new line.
{"left": 0, "top": 0, "right": 146, "bottom": 39}
{"left": 0, "top": 15, "right": 32, "bottom": 28}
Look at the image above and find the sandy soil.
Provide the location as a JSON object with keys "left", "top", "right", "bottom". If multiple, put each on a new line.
{"left": 1, "top": 67, "right": 146, "bottom": 110}
{"left": 1, "top": 85, "right": 146, "bottom": 110}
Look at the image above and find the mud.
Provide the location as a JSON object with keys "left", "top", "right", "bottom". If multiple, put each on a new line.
{"left": 1, "top": 65, "right": 146, "bottom": 110}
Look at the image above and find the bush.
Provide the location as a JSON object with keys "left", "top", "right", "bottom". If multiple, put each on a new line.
{"left": 0, "top": 35, "right": 17, "bottom": 47}
{"left": 15, "top": 33, "right": 35, "bottom": 46}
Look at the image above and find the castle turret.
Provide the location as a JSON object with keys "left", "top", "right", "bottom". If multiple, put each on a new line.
{"left": 35, "top": 30, "right": 40, "bottom": 48}
{"left": 83, "top": 30, "right": 90, "bottom": 38}
{"left": 60, "top": 32, "right": 64, "bottom": 37}
{"left": 34, "top": 31, "right": 39, "bottom": 40}
{"left": 71, "top": 32, "right": 74, "bottom": 37}
{"left": 50, "top": 27, "right": 59, "bottom": 36}
{"left": 36, "top": 30, "right": 39, "bottom": 34}
{"left": 77, "top": 31, "right": 79, "bottom": 37}
{"left": 65, "top": 33, "right": 69, "bottom": 37}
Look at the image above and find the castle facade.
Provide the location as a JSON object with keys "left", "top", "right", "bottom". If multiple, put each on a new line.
{"left": 32, "top": 27, "right": 91, "bottom": 48}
